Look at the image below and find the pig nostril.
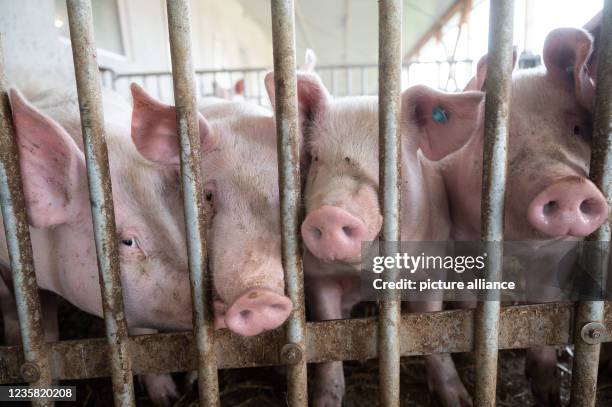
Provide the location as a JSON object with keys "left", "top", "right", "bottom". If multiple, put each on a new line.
{"left": 580, "top": 199, "right": 598, "bottom": 215}
{"left": 342, "top": 226, "right": 353, "bottom": 237}
{"left": 543, "top": 201, "right": 557, "bottom": 216}
{"left": 240, "top": 310, "right": 252, "bottom": 319}
{"left": 312, "top": 227, "right": 322, "bottom": 240}
{"left": 270, "top": 303, "right": 286, "bottom": 310}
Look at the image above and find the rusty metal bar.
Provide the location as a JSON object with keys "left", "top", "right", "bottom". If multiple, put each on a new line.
{"left": 270, "top": 1, "right": 308, "bottom": 406}
{"left": 165, "top": 1, "right": 219, "bottom": 406}
{"left": 0, "top": 37, "right": 52, "bottom": 407}
{"left": 474, "top": 1, "right": 515, "bottom": 406}
{"left": 569, "top": 2, "right": 612, "bottom": 406}
{"left": 378, "top": 0, "right": 402, "bottom": 405}
{"left": 0, "top": 302, "right": 607, "bottom": 383}
{"left": 65, "top": 1, "right": 135, "bottom": 405}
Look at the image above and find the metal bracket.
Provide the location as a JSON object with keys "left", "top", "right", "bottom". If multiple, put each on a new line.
{"left": 580, "top": 322, "right": 608, "bottom": 345}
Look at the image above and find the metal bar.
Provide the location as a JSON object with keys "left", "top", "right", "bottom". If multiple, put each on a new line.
{"left": 110, "top": 60, "right": 474, "bottom": 80}
{"left": 569, "top": 2, "right": 612, "bottom": 406}
{"left": 0, "top": 302, "right": 602, "bottom": 383}
{"left": 65, "top": 2, "right": 135, "bottom": 406}
{"left": 165, "top": 1, "right": 219, "bottom": 406}
{"left": 378, "top": 1, "right": 402, "bottom": 406}
{"left": 474, "top": 1, "right": 515, "bottom": 406}
{"left": 270, "top": 1, "right": 308, "bottom": 406}
{"left": 0, "top": 37, "right": 52, "bottom": 407}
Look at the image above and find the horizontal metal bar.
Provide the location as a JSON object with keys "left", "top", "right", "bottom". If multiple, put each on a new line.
{"left": 165, "top": 0, "right": 219, "bottom": 405}
{"left": 65, "top": 1, "right": 135, "bottom": 406}
{"left": 0, "top": 302, "right": 599, "bottom": 383}
{"left": 569, "top": 1, "right": 612, "bottom": 406}
{"left": 270, "top": 0, "right": 308, "bottom": 406}
{"left": 0, "top": 36, "right": 52, "bottom": 407}
{"left": 110, "top": 60, "right": 474, "bottom": 80}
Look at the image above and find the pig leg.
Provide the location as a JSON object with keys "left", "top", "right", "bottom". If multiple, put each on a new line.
{"left": 525, "top": 347, "right": 561, "bottom": 407}
{"left": 407, "top": 301, "right": 472, "bottom": 407}
{"left": 131, "top": 327, "right": 180, "bottom": 407}
{"left": 307, "top": 278, "right": 345, "bottom": 407}
{"left": 522, "top": 255, "right": 561, "bottom": 407}
{"left": 0, "top": 277, "right": 20, "bottom": 345}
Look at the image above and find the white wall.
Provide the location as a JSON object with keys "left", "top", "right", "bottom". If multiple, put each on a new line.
{"left": 0, "top": 0, "right": 73, "bottom": 93}
{"left": 0, "top": 0, "right": 272, "bottom": 95}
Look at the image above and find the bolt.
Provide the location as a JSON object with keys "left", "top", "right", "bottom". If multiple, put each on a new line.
{"left": 280, "top": 343, "right": 302, "bottom": 365}
{"left": 20, "top": 362, "right": 40, "bottom": 382}
{"left": 589, "top": 328, "right": 602, "bottom": 339}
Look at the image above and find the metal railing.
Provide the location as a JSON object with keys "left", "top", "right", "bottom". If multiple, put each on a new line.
{"left": 102, "top": 59, "right": 475, "bottom": 106}
{"left": 0, "top": 1, "right": 610, "bottom": 407}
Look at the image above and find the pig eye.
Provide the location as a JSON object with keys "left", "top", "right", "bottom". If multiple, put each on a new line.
{"left": 121, "top": 238, "right": 139, "bottom": 249}
{"left": 573, "top": 125, "right": 581, "bottom": 135}
{"left": 313, "top": 156, "right": 319, "bottom": 162}
{"left": 205, "top": 191, "right": 213, "bottom": 202}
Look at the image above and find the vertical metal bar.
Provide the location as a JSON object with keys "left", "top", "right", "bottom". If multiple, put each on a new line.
{"left": 570, "top": 2, "right": 612, "bottom": 406}
{"left": 361, "top": 66, "right": 366, "bottom": 95}
{"left": 474, "top": 1, "right": 514, "bottom": 406}
{"left": 330, "top": 68, "right": 337, "bottom": 94}
{"left": 270, "top": 1, "right": 308, "bottom": 406}
{"left": 165, "top": 1, "right": 219, "bottom": 406}
{"left": 257, "top": 70, "right": 263, "bottom": 105}
{"left": 0, "top": 37, "right": 52, "bottom": 407}
{"left": 65, "top": 1, "right": 135, "bottom": 406}
{"left": 378, "top": 1, "right": 402, "bottom": 406}
{"left": 346, "top": 68, "right": 352, "bottom": 96}
{"left": 156, "top": 75, "right": 163, "bottom": 100}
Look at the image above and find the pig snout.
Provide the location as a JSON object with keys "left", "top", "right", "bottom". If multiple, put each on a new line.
{"left": 527, "top": 177, "right": 608, "bottom": 237}
{"left": 302, "top": 205, "right": 369, "bottom": 262}
{"left": 221, "top": 288, "right": 292, "bottom": 336}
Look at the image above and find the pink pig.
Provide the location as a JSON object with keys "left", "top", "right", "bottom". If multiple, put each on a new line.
{"left": 0, "top": 87, "right": 200, "bottom": 405}
{"left": 443, "top": 26, "right": 606, "bottom": 406}
{"left": 129, "top": 83, "right": 293, "bottom": 338}
{"left": 265, "top": 71, "right": 483, "bottom": 406}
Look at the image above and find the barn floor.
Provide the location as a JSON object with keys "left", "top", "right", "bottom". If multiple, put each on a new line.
{"left": 7, "top": 298, "right": 612, "bottom": 406}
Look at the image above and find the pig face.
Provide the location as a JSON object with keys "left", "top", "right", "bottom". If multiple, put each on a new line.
{"left": 9, "top": 89, "right": 193, "bottom": 332}
{"left": 454, "top": 27, "right": 607, "bottom": 241}
{"left": 130, "top": 84, "right": 292, "bottom": 336}
{"left": 264, "top": 73, "right": 482, "bottom": 265}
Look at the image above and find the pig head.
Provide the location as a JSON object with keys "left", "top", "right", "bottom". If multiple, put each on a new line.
{"left": 6, "top": 88, "right": 194, "bottom": 332}
{"left": 130, "top": 83, "right": 292, "bottom": 336}
{"left": 445, "top": 26, "right": 607, "bottom": 242}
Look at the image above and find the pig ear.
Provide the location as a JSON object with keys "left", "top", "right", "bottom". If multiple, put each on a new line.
{"left": 401, "top": 85, "right": 484, "bottom": 161}
{"left": 130, "top": 83, "right": 213, "bottom": 166}
{"left": 9, "top": 89, "right": 87, "bottom": 228}
{"left": 583, "top": 12, "right": 602, "bottom": 81}
{"left": 466, "top": 48, "right": 518, "bottom": 91}
{"left": 543, "top": 27, "right": 595, "bottom": 110}
{"left": 264, "top": 71, "right": 329, "bottom": 121}
{"left": 234, "top": 79, "right": 245, "bottom": 96}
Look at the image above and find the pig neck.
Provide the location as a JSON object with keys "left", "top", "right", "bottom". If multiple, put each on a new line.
{"left": 400, "top": 146, "right": 451, "bottom": 242}
{"left": 440, "top": 131, "right": 485, "bottom": 241}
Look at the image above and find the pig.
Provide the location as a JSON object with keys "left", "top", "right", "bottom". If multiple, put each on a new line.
{"left": 0, "top": 87, "right": 199, "bottom": 405}
{"left": 212, "top": 78, "right": 245, "bottom": 101}
{"left": 442, "top": 26, "right": 606, "bottom": 406}
{"left": 264, "top": 71, "right": 484, "bottom": 406}
{"left": 129, "top": 83, "right": 293, "bottom": 338}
